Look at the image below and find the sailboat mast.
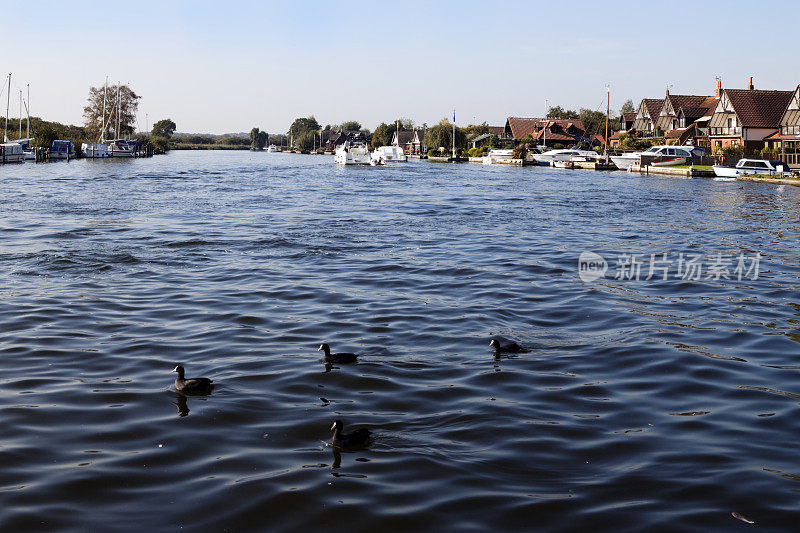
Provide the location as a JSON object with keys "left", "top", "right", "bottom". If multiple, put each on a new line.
{"left": 452, "top": 109, "right": 455, "bottom": 158}
{"left": 4, "top": 73, "right": 10, "bottom": 142}
{"left": 19, "top": 89, "right": 22, "bottom": 139}
{"left": 100, "top": 78, "right": 107, "bottom": 142}
{"left": 26, "top": 84, "right": 30, "bottom": 139}
{"left": 116, "top": 83, "right": 121, "bottom": 139}
{"left": 604, "top": 84, "right": 610, "bottom": 159}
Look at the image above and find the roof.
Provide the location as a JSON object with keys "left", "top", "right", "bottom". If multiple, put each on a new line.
{"left": 622, "top": 112, "right": 637, "bottom": 122}
{"left": 470, "top": 133, "right": 492, "bottom": 142}
{"left": 505, "top": 117, "right": 586, "bottom": 140}
{"left": 664, "top": 95, "right": 708, "bottom": 115}
{"left": 643, "top": 99, "right": 664, "bottom": 119}
{"left": 724, "top": 89, "right": 793, "bottom": 128}
{"left": 488, "top": 126, "right": 504, "bottom": 136}
{"left": 395, "top": 131, "right": 415, "bottom": 145}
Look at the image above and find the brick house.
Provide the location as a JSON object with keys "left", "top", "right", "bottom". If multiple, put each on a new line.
{"left": 632, "top": 98, "right": 664, "bottom": 137}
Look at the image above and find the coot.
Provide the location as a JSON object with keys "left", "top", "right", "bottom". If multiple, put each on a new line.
{"left": 330, "top": 419, "right": 371, "bottom": 448}
{"left": 489, "top": 337, "right": 528, "bottom": 354}
{"left": 318, "top": 343, "right": 358, "bottom": 364}
{"left": 172, "top": 365, "right": 213, "bottom": 393}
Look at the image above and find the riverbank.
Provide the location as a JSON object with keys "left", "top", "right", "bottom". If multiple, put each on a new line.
{"left": 737, "top": 174, "right": 800, "bottom": 187}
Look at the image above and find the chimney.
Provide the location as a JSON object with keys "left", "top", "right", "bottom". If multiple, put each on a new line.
{"left": 748, "top": 76, "right": 754, "bottom": 90}
{"left": 716, "top": 79, "right": 722, "bottom": 97}
{"left": 666, "top": 88, "right": 670, "bottom": 96}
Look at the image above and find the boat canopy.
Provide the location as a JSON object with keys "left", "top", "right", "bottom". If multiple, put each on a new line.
{"left": 51, "top": 140, "right": 74, "bottom": 151}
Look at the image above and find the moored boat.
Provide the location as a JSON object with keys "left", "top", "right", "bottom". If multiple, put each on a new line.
{"left": 552, "top": 160, "right": 575, "bottom": 169}
{"left": 1, "top": 142, "right": 25, "bottom": 163}
{"left": 712, "top": 158, "right": 790, "bottom": 177}
{"left": 533, "top": 146, "right": 598, "bottom": 165}
{"left": 108, "top": 139, "right": 139, "bottom": 157}
{"left": 610, "top": 145, "right": 704, "bottom": 170}
{"left": 82, "top": 142, "right": 111, "bottom": 158}
{"left": 482, "top": 149, "right": 514, "bottom": 164}
{"left": 49, "top": 140, "right": 75, "bottom": 160}
{"left": 267, "top": 144, "right": 278, "bottom": 152}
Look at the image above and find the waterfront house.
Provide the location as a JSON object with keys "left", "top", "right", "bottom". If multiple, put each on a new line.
{"left": 708, "top": 78, "right": 793, "bottom": 154}
{"left": 658, "top": 85, "right": 720, "bottom": 148}
{"left": 632, "top": 99, "right": 664, "bottom": 137}
{"left": 609, "top": 112, "right": 637, "bottom": 148}
{"left": 324, "top": 130, "right": 367, "bottom": 150}
{"left": 503, "top": 117, "right": 597, "bottom": 147}
{"left": 390, "top": 130, "right": 415, "bottom": 152}
{"left": 398, "top": 128, "right": 426, "bottom": 155}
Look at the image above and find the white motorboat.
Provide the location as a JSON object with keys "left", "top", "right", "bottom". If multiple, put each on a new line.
{"left": 533, "top": 146, "right": 598, "bottom": 165}
{"left": 610, "top": 145, "right": 704, "bottom": 170}
{"left": 1, "top": 142, "right": 25, "bottom": 163}
{"left": 712, "top": 158, "right": 790, "bottom": 178}
{"left": 482, "top": 149, "right": 514, "bottom": 164}
{"left": 372, "top": 145, "right": 407, "bottom": 162}
{"left": 334, "top": 141, "right": 373, "bottom": 165}
{"left": 267, "top": 144, "right": 278, "bottom": 152}
{"left": 552, "top": 160, "right": 575, "bottom": 169}
{"left": 49, "top": 140, "right": 75, "bottom": 160}
{"left": 82, "top": 142, "right": 111, "bottom": 158}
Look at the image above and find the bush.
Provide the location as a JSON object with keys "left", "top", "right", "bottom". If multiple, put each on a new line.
{"left": 512, "top": 146, "right": 528, "bottom": 159}
{"left": 427, "top": 149, "right": 437, "bottom": 157}
{"left": 468, "top": 147, "right": 481, "bottom": 158}
{"left": 553, "top": 143, "right": 564, "bottom": 149}
{"left": 482, "top": 146, "right": 490, "bottom": 155}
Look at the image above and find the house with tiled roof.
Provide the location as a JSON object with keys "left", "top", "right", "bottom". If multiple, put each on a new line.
{"left": 503, "top": 117, "right": 596, "bottom": 147}
{"left": 488, "top": 126, "right": 505, "bottom": 137}
{"left": 610, "top": 112, "right": 637, "bottom": 148}
{"left": 774, "top": 84, "right": 800, "bottom": 149}
{"left": 708, "top": 78, "right": 793, "bottom": 154}
{"left": 632, "top": 99, "right": 664, "bottom": 137}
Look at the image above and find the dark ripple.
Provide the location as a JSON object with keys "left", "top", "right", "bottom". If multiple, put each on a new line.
{"left": 0, "top": 153, "right": 799, "bottom": 531}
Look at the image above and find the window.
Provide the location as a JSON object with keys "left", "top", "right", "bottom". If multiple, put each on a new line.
{"left": 727, "top": 117, "right": 733, "bottom": 128}
{"left": 666, "top": 148, "right": 675, "bottom": 155}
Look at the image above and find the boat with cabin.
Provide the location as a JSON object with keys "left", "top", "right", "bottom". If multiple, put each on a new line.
{"left": 267, "top": 144, "right": 278, "bottom": 152}
{"left": 533, "top": 146, "right": 599, "bottom": 165}
{"left": 482, "top": 149, "right": 514, "bottom": 164}
{"left": 372, "top": 145, "right": 407, "bottom": 163}
{"left": 334, "top": 141, "right": 374, "bottom": 165}
{"left": 610, "top": 145, "right": 705, "bottom": 170}
{"left": 50, "top": 140, "right": 75, "bottom": 160}
{"left": 712, "top": 158, "right": 791, "bottom": 178}
{"left": 1, "top": 142, "right": 24, "bottom": 163}
{"left": 108, "top": 139, "right": 139, "bottom": 157}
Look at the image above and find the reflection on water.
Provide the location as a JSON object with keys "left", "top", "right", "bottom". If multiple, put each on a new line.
{"left": 0, "top": 151, "right": 799, "bottom": 531}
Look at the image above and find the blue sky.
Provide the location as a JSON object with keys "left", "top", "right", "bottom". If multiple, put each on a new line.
{"left": 3, "top": 0, "right": 799, "bottom": 134}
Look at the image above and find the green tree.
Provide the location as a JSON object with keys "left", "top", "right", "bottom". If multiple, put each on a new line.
{"left": 547, "top": 105, "right": 579, "bottom": 119}
{"left": 152, "top": 118, "right": 176, "bottom": 139}
{"left": 620, "top": 99, "right": 635, "bottom": 115}
{"left": 250, "top": 128, "right": 268, "bottom": 150}
{"left": 258, "top": 130, "right": 268, "bottom": 149}
{"left": 371, "top": 122, "right": 393, "bottom": 147}
{"left": 289, "top": 116, "right": 320, "bottom": 145}
{"left": 464, "top": 122, "right": 489, "bottom": 137}
{"left": 83, "top": 83, "right": 140, "bottom": 140}
{"left": 425, "top": 119, "right": 467, "bottom": 152}
{"left": 340, "top": 120, "right": 361, "bottom": 131}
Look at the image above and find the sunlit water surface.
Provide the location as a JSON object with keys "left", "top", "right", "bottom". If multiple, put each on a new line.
{"left": 1, "top": 152, "right": 799, "bottom": 532}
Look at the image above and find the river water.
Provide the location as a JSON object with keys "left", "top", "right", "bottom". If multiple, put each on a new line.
{"left": 1, "top": 151, "right": 799, "bottom": 532}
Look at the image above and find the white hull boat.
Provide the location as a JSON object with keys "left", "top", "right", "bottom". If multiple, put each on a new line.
{"left": 108, "top": 139, "right": 138, "bottom": 158}
{"left": 533, "top": 146, "right": 598, "bottom": 165}
{"left": 713, "top": 158, "right": 790, "bottom": 177}
{"left": 372, "top": 145, "right": 407, "bottom": 162}
{"left": 334, "top": 142, "right": 373, "bottom": 165}
{"left": 1, "top": 142, "right": 25, "bottom": 163}
{"left": 482, "top": 149, "right": 514, "bottom": 164}
{"left": 82, "top": 142, "right": 111, "bottom": 158}
{"left": 267, "top": 144, "right": 278, "bottom": 152}
{"left": 611, "top": 145, "right": 704, "bottom": 170}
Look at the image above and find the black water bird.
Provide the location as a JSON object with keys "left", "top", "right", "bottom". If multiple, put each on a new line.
{"left": 330, "top": 420, "right": 371, "bottom": 448}
{"left": 489, "top": 336, "right": 529, "bottom": 354}
{"left": 172, "top": 365, "right": 213, "bottom": 393}
{"left": 318, "top": 343, "right": 358, "bottom": 364}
